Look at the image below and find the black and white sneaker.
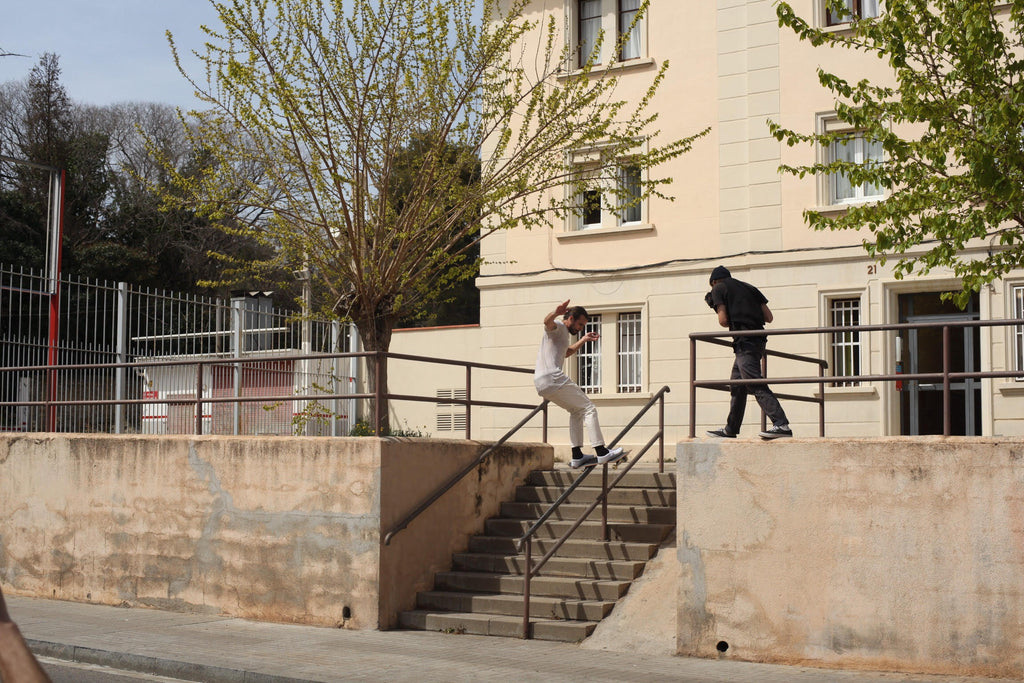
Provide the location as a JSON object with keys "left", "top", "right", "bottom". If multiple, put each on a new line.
{"left": 758, "top": 425, "right": 793, "bottom": 440}
{"left": 596, "top": 447, "right": 625, "bottom": 465}
{"left": 706, "top": 427, "right": 737, "bottom": 438}
{"left": 569, "top": 454, "right": 599, "bottom": 469}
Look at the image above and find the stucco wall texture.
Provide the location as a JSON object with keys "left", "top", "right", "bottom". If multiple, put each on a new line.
{"left": 676, "top": 437, "right": 1024, "bottom": 679}
{"left": 0, "top": 434, "right": 550, "bottom": 630}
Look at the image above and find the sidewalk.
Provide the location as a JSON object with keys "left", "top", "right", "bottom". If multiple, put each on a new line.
{"left": 7, "top": 595, "right": 1006, "bottom": 683}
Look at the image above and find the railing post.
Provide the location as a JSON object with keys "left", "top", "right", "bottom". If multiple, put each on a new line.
{"left": 658, "top": 391, "right": 665, "bottom": 473}
{"left": 542, "top": 402, "right": 548, "bottom": 443}
{"left": 374, "top": 351, "right": 382, "bottom": 435}
{"left": 601, "top": 464, "right": 609, "bottom": 541}
{"left": 943, "top": 325, "right": 951, "bottom": 437}
{"left": 465, "top": 365, "right": 472, "bottom": 440}
{"left": 522, "top": 537, "right": 532, "bottom": 639}
{"left": 688, "top": 337, "right": 697, "bottom": 438}
{"left": 818, "top": 362, "right": 826, "bottom": 438}
{"left": 195, "top": 361, "right": 204, "bottom": 435}
{"left": 760, "top": 350, "right": 768, "bottom": 433}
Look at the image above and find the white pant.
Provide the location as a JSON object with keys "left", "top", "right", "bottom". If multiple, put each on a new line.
{"left": 540, "top": 381, "right": 605, "bottom": 449}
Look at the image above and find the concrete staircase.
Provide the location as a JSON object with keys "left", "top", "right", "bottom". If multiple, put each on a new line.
{"left": 399, "top": 467, "right": 676, "bottom": 642}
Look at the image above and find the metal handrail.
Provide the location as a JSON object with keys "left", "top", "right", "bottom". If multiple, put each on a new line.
{"left": 515, "top": 385, "right": 670, "bottom": 639}
{"left": 382, "top": 399, "right": 549, "bottom": 546}
{"left": 0, "top": 350, "right": 542, "bottom": 439}
{"left": 688, "top": 318, "right": 1024, "bottom": 438}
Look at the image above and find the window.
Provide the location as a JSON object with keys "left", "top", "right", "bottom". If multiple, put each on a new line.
{"left": 1014, "top": 285, "right": 1024, "bottom": 378}
{"left": 574, "top": 161, "right": 644, "bottom": 230}
{"left": 829, "top": 131, "right": 884, "bottom": 204}
{"left": 825, "top": 0, "right": 880, "bottom": 26}
{"left": 435, "top": 388, "right": 467, "bottom": 432}
{"left": 579, "top": 0, "right": 602, "bottom": 68}
{"left": 617, "top": 312, "right": 642, "bottom": 392}
{"left": 829, "top": 298, "right": 861, "bottom": 386}
{"left": 573, "top": 309, "right": 644, "bottom": 394}
{"left": 576, "top": 315, "right": 602, "bottom": 393}
{"left": 617, "top": 164, "right": 642, "bottom": 224}
{"left": 618, "top": 0, "right": 642, "bottom": 61}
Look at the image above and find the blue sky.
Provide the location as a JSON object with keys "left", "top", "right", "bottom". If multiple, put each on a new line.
{"left": 0, "top": 1, "right": 219, "bottom": 109}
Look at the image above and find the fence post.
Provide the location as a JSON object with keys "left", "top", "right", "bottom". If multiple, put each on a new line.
{"left": 818, "top": 362, "right": 826, "bottom": 437}
{"left": 374, "top": 352, "right": 382, "bottom": 435}
{"left": 760, "top": 350, "right": 768, "bottom": 433}
{"left": 114, "top": 281, "right": 128, "bottom": 434}
{"left": 231, "top": 298, "right": 243, "bottom": 435}
{"left": 195, "top": 361, "right": 204, "bottom": 435}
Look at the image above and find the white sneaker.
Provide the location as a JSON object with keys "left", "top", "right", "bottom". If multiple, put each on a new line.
{"left": 569, "top": 454, "right": 598, "bottom": 469}
{"left": 596, "top": 447, "right": 625, "bottom": 465}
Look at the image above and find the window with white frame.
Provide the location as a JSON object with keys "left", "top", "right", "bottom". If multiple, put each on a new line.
{"left": 573, "top": 309, "right": 644, "bottom": 394}
{"left": 435, "top": 388, "right": 467, "bottom": 432}
{"left": 617, "top": 312, "right": 642, "bottom": 392}
{"left": 825, "top": 0, "right": 881, "bottom": 26}
{"left": 576, "top": 315, "right": 602, "bottom": 393}
{"left": 574, "top": 161, "right": 644, "bottom": 230}
{"left": 825, "top": 127, "right": 884, "bottom": 205}
{"left": 1014, "top": 285, "right": 1024, "bottom": 378}
{"left": 578, "top": 0, "right": 602, "bottom": 68}
{"left": 617, "top": 164, "right": 642, "bottom": 224}
{"left": 568, "top": 0, "right": 646, "bottom": 70}
{"left": 829, "top": 298, "right": 861, "bottom": 386}
{"left": 618, "top": 0, "right": 642, "bottom": 61}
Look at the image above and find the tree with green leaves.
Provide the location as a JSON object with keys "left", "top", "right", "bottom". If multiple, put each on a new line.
{"left": 772, "top": 0, "right": 1024, "bottom": 306}
{"left": 160, "top": 0, "right": 706, "bottom": 433}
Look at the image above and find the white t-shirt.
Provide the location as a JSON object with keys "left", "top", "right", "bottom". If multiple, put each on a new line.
{"left": 534, "top": 319, "right": 572, "bottom": 394}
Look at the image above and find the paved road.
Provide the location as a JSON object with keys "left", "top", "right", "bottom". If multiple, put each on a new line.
{"left": 41, "top": 656, "right": 189, "bottom": 683}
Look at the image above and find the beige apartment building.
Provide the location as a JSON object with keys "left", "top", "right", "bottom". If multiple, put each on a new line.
{"left": 390, "top": 0, "right": 1024, "bottom": 453}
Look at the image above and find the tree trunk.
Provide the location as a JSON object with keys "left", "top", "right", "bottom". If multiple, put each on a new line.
{"left": 355, "top": 307, "right": 395, "bottom": 436}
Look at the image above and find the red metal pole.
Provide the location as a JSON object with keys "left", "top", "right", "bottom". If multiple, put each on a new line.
{"left": 45, "top": 169, "right": 66, "bottom": 433}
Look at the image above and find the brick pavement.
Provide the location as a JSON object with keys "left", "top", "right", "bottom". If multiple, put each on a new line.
{"left": 5, "top": 595, "right": 1005, "bottom": 683}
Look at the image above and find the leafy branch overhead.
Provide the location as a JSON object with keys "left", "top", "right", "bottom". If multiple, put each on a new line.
{"left": 772, "top": 0, "right": 1024, "bottom": 306}
{"left": 159, "top": 0, "right": 706, "bottom": 347}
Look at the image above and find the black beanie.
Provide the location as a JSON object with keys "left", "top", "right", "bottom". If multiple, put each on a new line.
{"left": 709, "top": 265, "right": 731, "bottom": 283}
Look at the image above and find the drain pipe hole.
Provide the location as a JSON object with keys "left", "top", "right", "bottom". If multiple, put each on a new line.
{"left": 716, "top": 640, "right": 729, "bottom": 653}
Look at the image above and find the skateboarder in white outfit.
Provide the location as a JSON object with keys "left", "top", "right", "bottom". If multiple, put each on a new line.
{"left": 534, "top": 300, "right": 626, "bottom": 469}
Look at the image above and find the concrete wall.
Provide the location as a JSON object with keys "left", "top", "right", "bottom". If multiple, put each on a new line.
{"left": 676, "top": 437, "right": 1024, "bottom": 679}
{"left": 0, "top": 434, "right": 550, "bottom": 630}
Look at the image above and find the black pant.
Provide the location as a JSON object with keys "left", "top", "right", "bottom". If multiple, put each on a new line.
{"left": 726, "top": 347, "right": 788, "bottom": 434}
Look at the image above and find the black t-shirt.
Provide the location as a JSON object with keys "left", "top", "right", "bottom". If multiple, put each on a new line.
{"left": 711, "top": 277, "right": 768, "bottom": 349}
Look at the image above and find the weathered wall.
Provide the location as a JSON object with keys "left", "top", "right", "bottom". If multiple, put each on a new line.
{"left": 377, "top": 438, "right": 552, "bottom": 628}
{"left": 0, "top": 434, "right": 550, "bottom": 630}
{"left": 676, "top": 438, "right": 1024, "bottom": 679}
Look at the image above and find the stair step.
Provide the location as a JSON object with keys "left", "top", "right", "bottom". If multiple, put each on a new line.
{"left": 452, "top": 552, "right": 645, "bottom": 580}
{"left": 416, "top": 590, "right": 615, "bottom": 621}
{"left": 485, "top": 518, "right": 674, "bottom": 544}
{"left": 399, "top": 610, "right": 598, "bottom": 642}
{"left": 500, "top": 501, "right": 676, "bottom": 524}
{"left": 467, "top": 535, "right": 658, "bottom": 561}
{"left": 516, "top": 485, "right": 675, "bottom": 507}
{"left": 528, "top": 469, "right": 676, "bottom": 489}
{"left": 435, "top": 571, "right": 631, "bottom": 600}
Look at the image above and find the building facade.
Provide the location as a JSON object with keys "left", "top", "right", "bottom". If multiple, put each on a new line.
{"left": 390, "top": 0, "right": 1024, "bottom": 453}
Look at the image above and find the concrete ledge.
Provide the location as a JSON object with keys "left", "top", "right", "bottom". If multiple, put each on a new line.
{"left": 676, "top": 437, "right": 1024, "bottom": 679}
{"left": 0, "top": 434, "right": 551, "bottom": 630}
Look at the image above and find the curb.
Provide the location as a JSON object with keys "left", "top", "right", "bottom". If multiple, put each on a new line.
{"left": 28, "top": 638, "right": 315, "bottom": 683}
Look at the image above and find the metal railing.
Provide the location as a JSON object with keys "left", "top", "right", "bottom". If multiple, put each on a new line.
{"left": 514, "top": 385, "right": 670, "bottom": 639}
{"left": 689, "top": 318, "right": 1024, "bottom": 438}
{"left": 0, "top": 350, "right": 543, "bottom": 438}
{"left": 382, "top": 398, "right": 549, "bottom": 546}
